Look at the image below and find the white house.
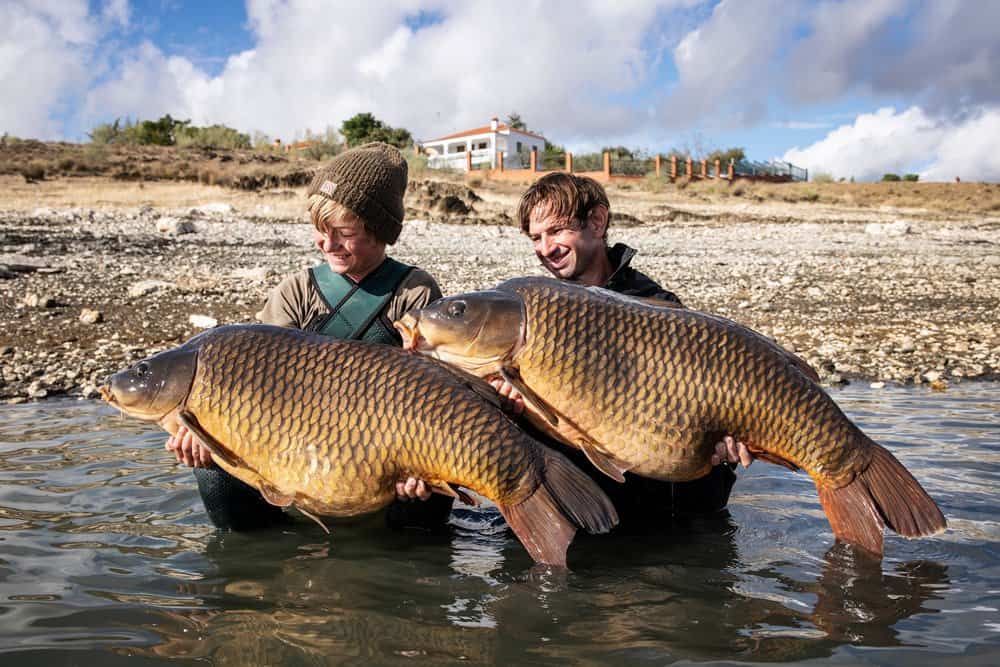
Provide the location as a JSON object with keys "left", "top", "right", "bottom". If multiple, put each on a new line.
{"left": 419, "top": 118, "right": 547, "bottom": 171}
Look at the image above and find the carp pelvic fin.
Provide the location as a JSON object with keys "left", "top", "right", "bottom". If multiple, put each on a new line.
{"left": 260, "top": 483, "right": 294, "bottom": 507}
{"left": 579, "top": 442, "right": 630, "bottom": 483}
{"left": 177, "top": 410, "right": 241, "bottom": 468}
{"left": 500, "top": 368, "right": 559, "bottom": 426}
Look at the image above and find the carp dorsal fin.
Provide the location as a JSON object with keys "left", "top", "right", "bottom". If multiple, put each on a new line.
{"left": 297, "top": 506, "right": 331, "bottom": 534}
{"left": 177, "top": 410, "right": 241, "bottom": 468}
{"left": 500, "top": 368, "right": 559, "bottom": 427}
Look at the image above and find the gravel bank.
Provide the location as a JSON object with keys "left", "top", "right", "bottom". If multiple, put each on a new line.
{"left": 1, "top": 194, "right": 998, "bottom": 402}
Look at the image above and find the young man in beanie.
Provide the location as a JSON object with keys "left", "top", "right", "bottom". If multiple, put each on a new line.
{"left": 166, "top": 142, "right": 453, "bottom": 530}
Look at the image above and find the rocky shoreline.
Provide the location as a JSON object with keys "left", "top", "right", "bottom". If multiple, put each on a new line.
{"left": 1, "top": 190, "right": 998, "bottom": 403}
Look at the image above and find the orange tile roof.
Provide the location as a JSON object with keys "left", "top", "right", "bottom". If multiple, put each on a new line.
{"left": 423, "top": 124, "right": 547, "bottom": 143}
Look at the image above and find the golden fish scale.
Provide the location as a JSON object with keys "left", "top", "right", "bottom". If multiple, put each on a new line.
{"left": 507, "top": 279, "right": 870, "bottom": 487}
{"left": 184, "top": 326, "right": 542, "bottom": 514}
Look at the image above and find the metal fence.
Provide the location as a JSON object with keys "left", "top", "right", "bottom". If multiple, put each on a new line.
{"left": 733, "top": 160, "right": 808, "bottom": 182}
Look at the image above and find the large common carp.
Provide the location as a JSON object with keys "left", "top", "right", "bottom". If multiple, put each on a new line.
{"left": 101, "top": 324, "right": 618, "bottom": 566}
{"left": 395, "top": 277, "right": 947, "bottom": 558}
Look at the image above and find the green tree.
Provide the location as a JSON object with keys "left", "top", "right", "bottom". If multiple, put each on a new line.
{"left": 340, "top": 112, "right": 412, "bottom": 148}
{"left": 882, "top": 173, "right": 901, "bottom": 182}
{"left": 505, "top": 112, "right": 526, "bottom": 130}
{"left": 707, "top": 147, "right": 746, "bottom": 164}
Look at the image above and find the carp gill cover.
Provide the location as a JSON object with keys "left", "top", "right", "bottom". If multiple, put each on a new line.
{"left": 396, "top": 277, "right": 947, "bottom": 559}
{"left": 101, "top": 324, "right": 618, "bottom": 566}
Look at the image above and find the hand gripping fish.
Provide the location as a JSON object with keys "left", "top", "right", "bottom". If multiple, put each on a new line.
{"left": 100, "top": 324, "right": 618, "bottom": 567}
{"left": 395, "top": 277, "right": 946, "bottom": 559}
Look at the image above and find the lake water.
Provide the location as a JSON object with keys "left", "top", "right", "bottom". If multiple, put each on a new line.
{"left": 1, "top": 384, "right": 998, "bottom": 665}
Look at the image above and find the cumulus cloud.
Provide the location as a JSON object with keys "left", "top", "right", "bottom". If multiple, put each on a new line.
{"left": 664, "top": 0, "right": 799, "bottom": 127}
{"left": 0, "top": 1, "right": 97, "bottom": 138}
{"left": 82, "top": 0, "right": 691, "bottom": 146}
{"left": 0, "top": 0, "right": 133, "bottom": 139}
{"left": 781, "top": 106, "right": 1000, "bottom": 182}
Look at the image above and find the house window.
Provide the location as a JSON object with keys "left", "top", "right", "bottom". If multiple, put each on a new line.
{"left": 516, "top": 141, "right": 523, "bottom": 152}
{"left": 477, "top": 142, "right": 488, "bottom": 150}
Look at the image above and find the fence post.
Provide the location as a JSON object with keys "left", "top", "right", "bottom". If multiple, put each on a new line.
{"left": 671, "top": 155, "right": 677, "bottom": 180}
{"left": 566, "top": 152, "right": 572, "bottom": 173}
{"left": 714, "top": 158, "right": 721, "bottom": 179}
{"left": 655, "top": 154, "right": 662, "bottom": 178}
{"left": 603, "top": 151, "right": 611, "bottom": 179}
{"left": 728, "top": 159, "right": 734, "bottom": 180}
{"left": 686, "top": 157, "right": 693, "bottom": 178}
{"left": 529, "top": 147, "right": 537, "bottom": 172}
{"left": 465, "top": 150, "right": 472, "bottom": 172}
{"left": 498, "top": 151, "right": 504, "bottom": 173}
{"left": 701, "top": 159, "right": 708, "bottom": 179}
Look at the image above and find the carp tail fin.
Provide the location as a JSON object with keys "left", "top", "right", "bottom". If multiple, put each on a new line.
{"left": 817, "top": 440, "right": 946, "bottom": 559}
{"left": 497, "top": 449, "right": 619, "bottom": 567}
{"left": 860, "top": 442, "right": 947, "bottom": 538}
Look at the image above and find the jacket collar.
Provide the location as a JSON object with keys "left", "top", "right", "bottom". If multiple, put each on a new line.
{"left": 605, "top": 243, "right": 637, "bottom": 286}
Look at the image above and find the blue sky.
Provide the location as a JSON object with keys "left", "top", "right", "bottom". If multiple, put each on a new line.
{"left": 4, "top": 1, "right": 999, "bottom": 181}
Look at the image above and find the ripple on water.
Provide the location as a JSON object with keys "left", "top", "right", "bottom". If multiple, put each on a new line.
{"left": 0, "top": 386, "right": 998, "bottom": 664}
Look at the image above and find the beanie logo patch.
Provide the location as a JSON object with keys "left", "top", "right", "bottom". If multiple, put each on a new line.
{"left": 318, "top": 180, "right": 338, "bottom": 197}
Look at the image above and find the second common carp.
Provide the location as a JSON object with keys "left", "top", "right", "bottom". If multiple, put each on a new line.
{"left": 101, "top": 324, "right": 618, "bottom": 566}
{"left": 395, "top": 277, "right": 947, "bottom": 558}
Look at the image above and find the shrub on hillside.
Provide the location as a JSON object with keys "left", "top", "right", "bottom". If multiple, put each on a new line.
{"left": 903, "top": 173, "right": 920, "bottom": 182}
{"left": 175, "top": 124, "right": 251, "bottom": 149}
{"left": 812, "top": 172, "right": 835, "bottom": 183}
{"left": 882, "top": 173, "right": 901, "bottom": 182}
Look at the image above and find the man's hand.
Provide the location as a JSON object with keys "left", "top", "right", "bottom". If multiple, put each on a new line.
{"left": 712, "top": 435, "right": 754, "bottom": 468}
{"left": 165, "top": 425, "right": 215, "bottom": 468}
{"left": 395, "top": 477, "right": 432, "bottom": 502}
{"left": 488, "top": 376, "right": 525, "bottom": 415}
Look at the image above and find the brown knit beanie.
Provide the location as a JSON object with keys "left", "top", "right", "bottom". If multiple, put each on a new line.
{"left": 307, "top": 142, "right": 408, "bottom": 244}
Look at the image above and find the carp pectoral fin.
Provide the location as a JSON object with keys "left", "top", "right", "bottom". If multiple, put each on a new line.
{"left": 500, "top": 368, "right": 559, "bottom": 427}
{"left": 178, "top": 410, "right": 241, "bottom": 468}
{"left": 260, "top": 483, "right": 294, "bottom": 507}
{"left": 297, "top": 506, "right": 331, "bottom": 534}
{"left": 430, "top": 482, "right": 478, "bottom": 506}
{"left": 579, "top": 442, "right": 629, "bottom": 483}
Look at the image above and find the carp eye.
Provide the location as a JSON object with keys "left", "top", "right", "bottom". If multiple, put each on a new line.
{"left": 446, "top": 301, "right": 467, "bottom": 318}
{"left": 132, "top": 362, "right": 151, "bottom": 379}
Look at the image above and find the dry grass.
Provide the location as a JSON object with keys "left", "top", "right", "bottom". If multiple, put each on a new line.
{"left": 632, "top": 177, "right": 1000, "bottom": 214}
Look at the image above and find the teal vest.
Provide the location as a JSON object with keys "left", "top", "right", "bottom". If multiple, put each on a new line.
{"left": 308, "top": 258, "right": 414, "bottom": 345}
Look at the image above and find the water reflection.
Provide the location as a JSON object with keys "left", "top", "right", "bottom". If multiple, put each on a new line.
{"left": 0, "top": 385, "right": 998, "bottom": 664}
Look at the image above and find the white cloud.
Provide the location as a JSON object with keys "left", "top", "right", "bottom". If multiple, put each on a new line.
{"left": 664, "top": 0, "right": 800, "bottom": 127}
{"left": 81, "top": 1, "right": 691, "bottom": 146}
{"left": 0, "top": 1, "right": 129, "bottom": 138}
{"left": 781, "top": 106, "right": 1000, "bottom": 182}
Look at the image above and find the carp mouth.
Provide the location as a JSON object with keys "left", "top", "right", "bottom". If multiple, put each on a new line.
{"left": 394, "top": 314, "right": 427, "bottom": 353}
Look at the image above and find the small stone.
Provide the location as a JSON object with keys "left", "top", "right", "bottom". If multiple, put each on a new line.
{"left": 229, "top": 267, "right": 272, "bottom": 282}
{"left": 81, "top": 385, "right": 101, "bottom": 399}
{"left": 191, "top": 202, "right": 234, "bottom": 215}
{"left": 865, "top": 220, "right": 911, "bottom": 236}
{"left": 23, "top": 293, "right": 57, "bottom": 308}
{"left": 156, "top": 216, "right": 196, "bottom": 235}
{"left": 922, "top": 370, "right": 943, "bottom": 383}
{"left": 899, "top": 337, "right": 916, "bottom": 353}
{"left": 128, "top": 280, "right": 175, "bottom": 298}
{"left": 27, "top": 381, "right": 48, "bottom": 399}
{"left": 869, "top": 381, "right": 886, "bottom": 389}
{"left": 806, "top": 286, "right": 823, "bottom": 298}
{"left": 0, "top": 346, "right": 12, "bottom": 356}
{"left": 189, "top": 314, "right": 218, "bottom": 329}
{"left": 79, "top": 308, "right": 103, "bottom": 325}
